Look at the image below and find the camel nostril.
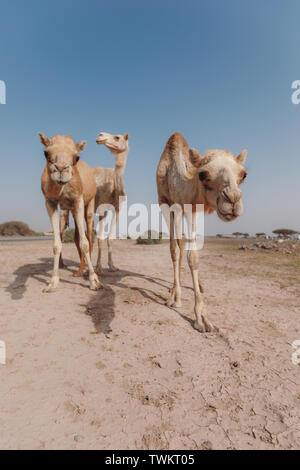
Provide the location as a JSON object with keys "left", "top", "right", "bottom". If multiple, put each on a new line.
{"left": 222, "top": 191, "right": 232, "bottom": 204}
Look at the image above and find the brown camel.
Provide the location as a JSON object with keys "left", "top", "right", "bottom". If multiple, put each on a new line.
{"left": 39, "top": 133, "right": 102, "bottom": 292}
{"left": 157, "top": 132, "right": 247, "bottom": 332}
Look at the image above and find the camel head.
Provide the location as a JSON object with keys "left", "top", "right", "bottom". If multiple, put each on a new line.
{"left": 96, "top": 132, "right": 129, "bottom": 154}
{"left": 194, "top": 149, "right": 247, "bottom": 222}
{"left": 39, "top": 133, "right": 86, "bottom": 185}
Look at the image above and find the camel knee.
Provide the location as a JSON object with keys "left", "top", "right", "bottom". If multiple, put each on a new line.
{"left": 80, "top": 237, "right": 89, "bottom": 254}
{"left": 187, "top": 250, "right": 199, "bottom": 270}
{"left": 53, "top": 241, "right": 62, "bottom": 256}
{"left": 86, "top": 213, "right": 93, "bottom": 224}
{"left": 170, "top": 242, "right": 179, "bottom": 263}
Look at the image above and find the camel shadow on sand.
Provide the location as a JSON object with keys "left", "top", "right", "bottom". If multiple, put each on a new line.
{"left": 83, "top": 268, "right": 196, "bottom": 334}
{"left": 6, "top": 258, "right": 195, "bottom": 333}
{"left": 6, "top": 257, "right": 86, "bottom": 301}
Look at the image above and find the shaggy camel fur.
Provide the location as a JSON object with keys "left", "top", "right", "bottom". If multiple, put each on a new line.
{"left": 157, "top": 132, "right": 247, "bottom": 332}
{"left": 39, "top": 133, "right": 102, "bottom": 292}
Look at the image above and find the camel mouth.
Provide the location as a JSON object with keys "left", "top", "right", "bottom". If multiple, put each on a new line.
{"left": 96, "top": 138, "right": 106, "bottom": 145}
{"left": 217, "top": 207, "right": 237, "bottom": 222}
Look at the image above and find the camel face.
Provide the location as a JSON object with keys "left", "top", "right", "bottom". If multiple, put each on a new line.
{"left": 199, "top": 150, "right": 247, "bottom": 222}
{"left": 39, "top": 133, "right": 86, "bottom": 186}
{"left": 96, "top": 132, "right": 129, "bottom": 154}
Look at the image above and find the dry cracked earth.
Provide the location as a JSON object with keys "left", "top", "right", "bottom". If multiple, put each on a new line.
{"left": 0, "top": 238, "right": 299, "bottom": 450}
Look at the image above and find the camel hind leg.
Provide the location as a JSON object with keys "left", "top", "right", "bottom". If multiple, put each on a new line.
{"left": 108, "top": 209, "right": 120, "bottom": 272}
{"left": 72, "top": 199, "right": 94, "bottom": 277}
{"left": 95, "top": 211, "right": 108, "bottom": 275}
{"left": 59, "top": 209, "right": 69, "bottom": 268}
{"left": 72, "top": 223, "right": 84, "bottom": 277}
{"left": 72, "top": 197, "right": 102, "bottom": 290}
{"left": 164, "top": 208, "right": 183, "bottom": 308}
{"left": 186, "top": 207, "right": 213, "bottom": 332}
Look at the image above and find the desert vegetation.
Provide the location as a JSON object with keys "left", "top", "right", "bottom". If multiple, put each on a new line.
{"left": 136, "top": 230, "right": 163, "bottom": 245}
{"left": 0, "top": 221, "right": 42, "bottom": 237}
{"left": 272, "top": 228, "right": 299, "bottom": 238}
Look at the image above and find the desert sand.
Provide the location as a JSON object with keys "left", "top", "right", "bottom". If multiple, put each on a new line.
{"left": 0, "top": 238, "right": 299, "bottom": 450}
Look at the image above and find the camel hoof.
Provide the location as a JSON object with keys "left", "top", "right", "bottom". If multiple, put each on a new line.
{"left": 72, "top": 270, "right": 83, "bottom": 278}
{"left": 95, "top": 266, "right": 102, "bottom": 275}
{"left": 165, "top": 293, "right": 181, "bottom": 308}
{"left": 89, "top": 274, "right": 103, "bottom": 290}
{"left": 90, "top": 280, "right": 103, "bottom": 291}
{"left": 193, "top": 319, "right": 214, "bottom": 333}
{"left": 204, "top": 321, "right": 214, "bottom": 333}
{"left": 193, "top": 320, "right": 205, "bottom": 333}
{"left": 167, "top": 300, "right": 182, "bottom": 308}
{"left": 43, "top": 286, "right": 57, "bottom": 293}
{"left": 108, "top": 265, "right": 119, "bottom": 272}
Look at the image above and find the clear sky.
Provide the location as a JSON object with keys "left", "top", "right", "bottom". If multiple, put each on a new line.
{"left": 0, "top": 0, "right": 299, "bottom": 235}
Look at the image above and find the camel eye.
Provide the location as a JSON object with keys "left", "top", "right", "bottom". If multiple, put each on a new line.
{"left": 44, "top": 151, "right": 50, "bottom": 161}
{"left": 114, "top": 136, "right": 120, "bottom": 141}
{"left": 75, "top": 154, "right": 80, "bottom": 162}
{"left": 242, "top": 172, "right": 247, "bottom": 180}
{"left": 199, "top": 171, "right": 209, "bottom": 182}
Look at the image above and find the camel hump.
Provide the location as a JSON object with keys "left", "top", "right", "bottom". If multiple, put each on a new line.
{"left": 165, "top": 132, "right": 189, "bottom": 156}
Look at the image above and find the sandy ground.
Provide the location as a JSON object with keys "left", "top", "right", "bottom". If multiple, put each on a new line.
{"left": 0, "top": 238, "right": 299, "bottom": 450}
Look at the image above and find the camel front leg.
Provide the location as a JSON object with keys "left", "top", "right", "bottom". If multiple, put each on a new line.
{"left": 43, "top": 200, "right": 62, "bottom": 293}
{"left": 107, "top": 209, "right": 120, "bottom": 271}
{"left": 166, "top": 211, "right": 182, "bottom": 307}
{"left": 73, "top": 197, "right": 103, "bottom": 290}
{"left": 186, "top": 210, "right": 213, "bottom": 332}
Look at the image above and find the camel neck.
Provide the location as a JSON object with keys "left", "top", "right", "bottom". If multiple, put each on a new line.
{"left": 114, "top": 150, "right": 128, "bottom": 194}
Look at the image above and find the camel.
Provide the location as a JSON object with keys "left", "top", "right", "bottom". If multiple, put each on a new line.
{"left": 94, "top": 131, "right": 130, "bottom": 273}
{"left": 39, "top": 133, "right": 103, "bottom": 292}
{"left": 59, "top": 131, "right": 130, "bottom": 275}
{"left": 157, "top": 132, "right": 247, "bottom": 332}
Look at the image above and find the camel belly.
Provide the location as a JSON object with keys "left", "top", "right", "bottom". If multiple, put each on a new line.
{"left": 60, "top": 199, "right": 75, "bottom": 210}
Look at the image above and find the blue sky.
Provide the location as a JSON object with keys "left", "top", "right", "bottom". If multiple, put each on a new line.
{"left": 0, "top": 0, "right": 299, "bottom": 235}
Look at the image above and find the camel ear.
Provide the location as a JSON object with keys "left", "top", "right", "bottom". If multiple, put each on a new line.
{"left": 236, "top": 149, "right": 247, "bottom": 164}
{"left": 124, "top": 133, "right": 130, "bottom": 141}
{"left": 39, "top": 132, "right": 52, "bottom": 147}
{"left": 189, "top": 148, "right": 203, "bottom": 168}
{"left": 76, "top": 140, "right": 87, "bottom": 152}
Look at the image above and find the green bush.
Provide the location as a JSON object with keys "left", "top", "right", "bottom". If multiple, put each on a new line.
{"left": 0, "top": 221, "right": 35, "bottom": 236}
{"left": 136, "top": 230, "right": 163, "bottom": 245}
{"left": 63, "top": 228, "right": 75, "bottom": 243}
{"left": 63, "top": 228, "right": 96, "bottom": 243}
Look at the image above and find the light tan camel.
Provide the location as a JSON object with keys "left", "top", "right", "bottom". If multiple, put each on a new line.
{"left": 39, "top": 133, "right": 102, "bottom": 292}
{"left": 94, "top": 132, "right": 130, "bottom": 273}
{"left": 59, "top": 132, "right": 130, "bottom": 275}
{"left": 157, "top": 132, "right": 247, "bottom": 332}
